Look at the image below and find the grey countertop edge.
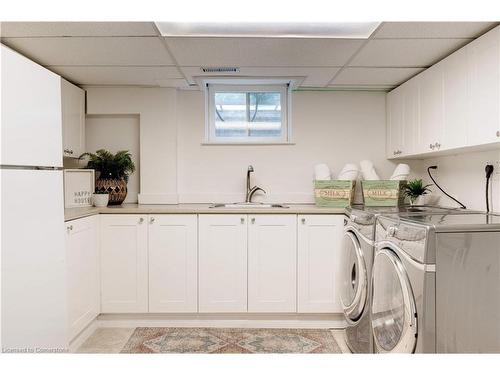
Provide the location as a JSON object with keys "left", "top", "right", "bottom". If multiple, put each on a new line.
{"left": 64, "top": 204, "right": 346, "bottom": 222}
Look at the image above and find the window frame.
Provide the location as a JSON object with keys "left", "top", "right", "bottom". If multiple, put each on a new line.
{"left": 205, "top": 83, "right": 291, "bottom": 144}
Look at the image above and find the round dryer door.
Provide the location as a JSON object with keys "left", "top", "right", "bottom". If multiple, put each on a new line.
{"left": 340, "top": 231, "right": 368, "bottom": 322}
{"left": 371, "top": 247, "right": 417, "bottom": 353}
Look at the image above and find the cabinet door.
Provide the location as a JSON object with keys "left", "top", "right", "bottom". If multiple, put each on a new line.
{"left": 401, "top": 80, "right": 418, "bottom": 156}
{"left": 418, "top": 65, "right": 443, "bottom": 153}
{"left": 61, "top": 78, "right": 85, "bottom": 158}
{"left": 386, "top": 87, "right": 404, "bottom": 158}
{"left": 0, "top": 45, "right": 62, "bottom": 167}
{"left": 248, "top": 215, "right": 297, "bottom": 313}
{"left": 149, "top": 214, "right": 198, "bottom": 313}
{"left": 66, "top": 215, "right": 99, "bottom": 340}
{"left": 100, "top": 215, "right": 148, "bottom": 313}
{"left": 387, "top": 83, "right": 417, "bottom": 158}
{"left": 297, "top": 215, "right": 344, "bottom": 313}
{"left": 198, "top": 214, "right": 247, "bottom": 313}
{"left": 442, "top": 48, "right": 468, "bottom": 150}
{"left": 467, "top": 26, "right": 500, "bottom": 145}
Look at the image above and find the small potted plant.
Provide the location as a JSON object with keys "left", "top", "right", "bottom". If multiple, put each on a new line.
{"left": 79, "top": 149, "right": 135, "bottom": 205}
{"left": 404, "top": 179, "right": 432, "bottom": 206}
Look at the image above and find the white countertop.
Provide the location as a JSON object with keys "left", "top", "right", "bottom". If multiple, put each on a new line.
{"left": 65, "top": 203, "right": 346, "bottom": 221}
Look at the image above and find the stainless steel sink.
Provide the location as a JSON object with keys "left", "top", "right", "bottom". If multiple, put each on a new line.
{"left": 210, "top": 202, "right": 288, "bottom": 209}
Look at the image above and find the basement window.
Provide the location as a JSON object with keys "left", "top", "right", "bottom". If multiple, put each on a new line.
{"left": 205, "top": 83, "right": 291, "bottom": 144}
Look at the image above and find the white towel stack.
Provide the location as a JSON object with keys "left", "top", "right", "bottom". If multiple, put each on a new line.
{"left": 359, "top": 160, "right": 380, "bottom": 180}
{"left": 337, "top": 163, "right": 359, "bottom": 181}
{"left": 390, "top": 163, "right": 410, "bottom": 180}
{"left": 314, "top": 163, "right": 331, "bottom": 180}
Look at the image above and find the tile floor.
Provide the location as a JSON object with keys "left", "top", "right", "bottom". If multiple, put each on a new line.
{"left": 76, "top": 327, "right": 350, "bottom": 354}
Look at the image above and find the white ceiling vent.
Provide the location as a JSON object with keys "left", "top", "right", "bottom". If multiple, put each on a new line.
{"left": 201, "top": 66, "right": 240, "bottom": 73}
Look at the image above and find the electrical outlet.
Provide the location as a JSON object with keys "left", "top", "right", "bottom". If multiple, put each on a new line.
{"left": 487, "top": 160, "right": 500, "bottom": 181}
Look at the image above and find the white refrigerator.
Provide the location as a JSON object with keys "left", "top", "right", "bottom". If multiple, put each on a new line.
{"left": 1, "top": 44, "right": 68, "bottom": 351}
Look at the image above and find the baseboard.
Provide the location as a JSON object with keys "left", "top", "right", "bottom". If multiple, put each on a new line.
{"left": 68, "top": 318, "right": 99, "bottom": 353}
{"left": 96, "top": 313, "right": 347, "bottom": 329}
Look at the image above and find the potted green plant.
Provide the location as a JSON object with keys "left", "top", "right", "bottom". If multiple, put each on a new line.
{"left": 79, "top": 149, "right": 136, "bottom": 205}
{"left": 404, "top": 179, "right": 432, "bottom": 206}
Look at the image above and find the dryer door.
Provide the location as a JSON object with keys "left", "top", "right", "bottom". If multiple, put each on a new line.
{"left": 340, "top": 230, "right": 367, "bottom": 322}
{"left": 371, "top": 247, "right": 417, "bottom": 353}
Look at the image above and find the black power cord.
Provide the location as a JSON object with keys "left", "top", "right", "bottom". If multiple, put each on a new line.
{"left": 427, "top": 166, "right": 466, "bottom": 209}
{"left": 485, "top": 164, "right": 494, "bottom": 213}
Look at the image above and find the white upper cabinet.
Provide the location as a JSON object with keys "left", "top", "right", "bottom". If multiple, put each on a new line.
{"left": 466, "top": 26, "right": 500, "bottom": 146}
{"left": 198, "top": 214, "right": 248, "bottom": 313}
{"left": 66, "top": 215, "right": 99, "bottom": 340}
{"left": 100, "top": 215, "right": 148, "bottom": 313}
{"left": 386, "top": 25, "right": 500, "bottom": 158}
{"left": 441, "top": 48, "right": 468, "bottom": 150}
{"left": 248, "top": 215, "right": 297, "bottom": 313}
{"left": 148, "top": 215, "right": 198, "bottom": 313}
{"left": 386, "top": 86, "right": 405, "bottom": 158}
{"left": 0, "top": 44, "right": 62, "bottom": 167}
{"left": 297, "top": 215, "right": 344, "bottom": 313}
{"left": 61, "top": 78, "right": 86, "bottom": 158}
{"left": 386, "top": 81, "right": 417, "bottom": 158}
{"left": 417, "top": 64, "right": 444, "bottom": 153}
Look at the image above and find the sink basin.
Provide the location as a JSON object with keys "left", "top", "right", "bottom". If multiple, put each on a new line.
{"left": 210, "top": 202, "right": 288, "bottom": 209}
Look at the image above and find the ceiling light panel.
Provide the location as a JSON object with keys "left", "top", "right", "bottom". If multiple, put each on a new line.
{"left": 155, "top": 22, "right": 380, "bottom": 38}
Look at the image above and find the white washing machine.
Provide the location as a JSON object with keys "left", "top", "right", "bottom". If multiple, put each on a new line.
{"left": 372, "top": 213, "right": 500, "bottom": 353}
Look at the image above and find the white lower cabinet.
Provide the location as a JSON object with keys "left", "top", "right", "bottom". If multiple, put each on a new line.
{"left": 248, "top": 215, "right": 297, "bottom": 312}
{"left": 198, "top": 214, "right": 248, "bottom": 313}
{"left": 149, "top": 215, "right": 198, "bottom": 312}
{"left": 65, "top": 215, "right": 99, "bottom": 340}
{"left": 297, "top": 215, "right": 343, "bottom": 313}
{"left": 97, "top": 213, "right": 344, "bottom": 316}
{"left": 100, "top": 214, "right": 148, "bottom": 313}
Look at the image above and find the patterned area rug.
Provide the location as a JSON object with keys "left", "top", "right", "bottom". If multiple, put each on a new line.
{"left": 121, "top": 327, "right": 341, "bottom": 354}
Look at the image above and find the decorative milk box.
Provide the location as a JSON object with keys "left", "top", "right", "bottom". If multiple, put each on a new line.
{"left": 361, "top": 180, "right": 407, "bottom": 207}
{"left": 314, "top": 180, "right": 356, "bottom": 208}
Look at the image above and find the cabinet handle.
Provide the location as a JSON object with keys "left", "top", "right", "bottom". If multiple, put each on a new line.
{"left": 139, "top": 218, "right": 144, "bottom": 224}
{"left": 435, "top": 142, "right": 441, "bottom": 149}
{"left": 149, "top": 217, "right": 155, "bottom": 224}
{"left": 301, "top": 218, "right": 306, "bottom": 224}
{"left": 251, "top": 218, "right": 255, "bottom": 224}
{"left": 393, "top": 150, "right": 397, "bottom": 155}
{"left": 496, "top": 130, "right": 499, "bottom": 138}
{"left": 240, "top": 217, "right": 245, "bottom": 224}
{"left": 429, "top": 144, "right": 435, "bottom": 150}
{"left": 67, "top": 225, "right": 73, "bottom": 232}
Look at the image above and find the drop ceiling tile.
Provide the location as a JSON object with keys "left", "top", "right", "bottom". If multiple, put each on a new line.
{"left": 1, "top": 37, "right": 174, "bottom": 66}
{"left": 331, "top": 67, "right": 425, "bottom": 86}
{"left": 350, "top": 38, "right": 472, "bottom": 67}
{"left": 373, "top": 22, "right": 498, "bottom": 39}
{"left": 48, "top": 66, "right": 184, "bottom": 86}
{"left": 165, "top": 37, "right": 364, "bottom": 67}
{"left": 0, "top": 22, "right": 158, "bottom": 37}
{"left": 180, "top": 66, "right": 340, "bottom": 86}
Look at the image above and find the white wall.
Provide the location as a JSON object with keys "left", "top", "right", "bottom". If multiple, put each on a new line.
{"left": 177, "top": 89, "right": 423, "bottom": 203}
{"left": 85, "top": 115, "right": 140, "bottom": 203}
{"left": 418, "top": 149, "right": 500, "bottom": 212}
{"left": 85, "top": 87, "right": 424, "bottom": 204}
{"left": 86, "top": 87, "right": 177, "bottom": 204}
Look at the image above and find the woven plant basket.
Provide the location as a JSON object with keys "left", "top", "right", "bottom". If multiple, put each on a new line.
{"left": 95, "top": 178, "right": 128, "bottom": 205}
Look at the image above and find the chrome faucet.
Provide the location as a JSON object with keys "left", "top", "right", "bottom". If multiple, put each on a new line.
{"left": 245, "top": 165, "right": 266, "bottom": 203}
